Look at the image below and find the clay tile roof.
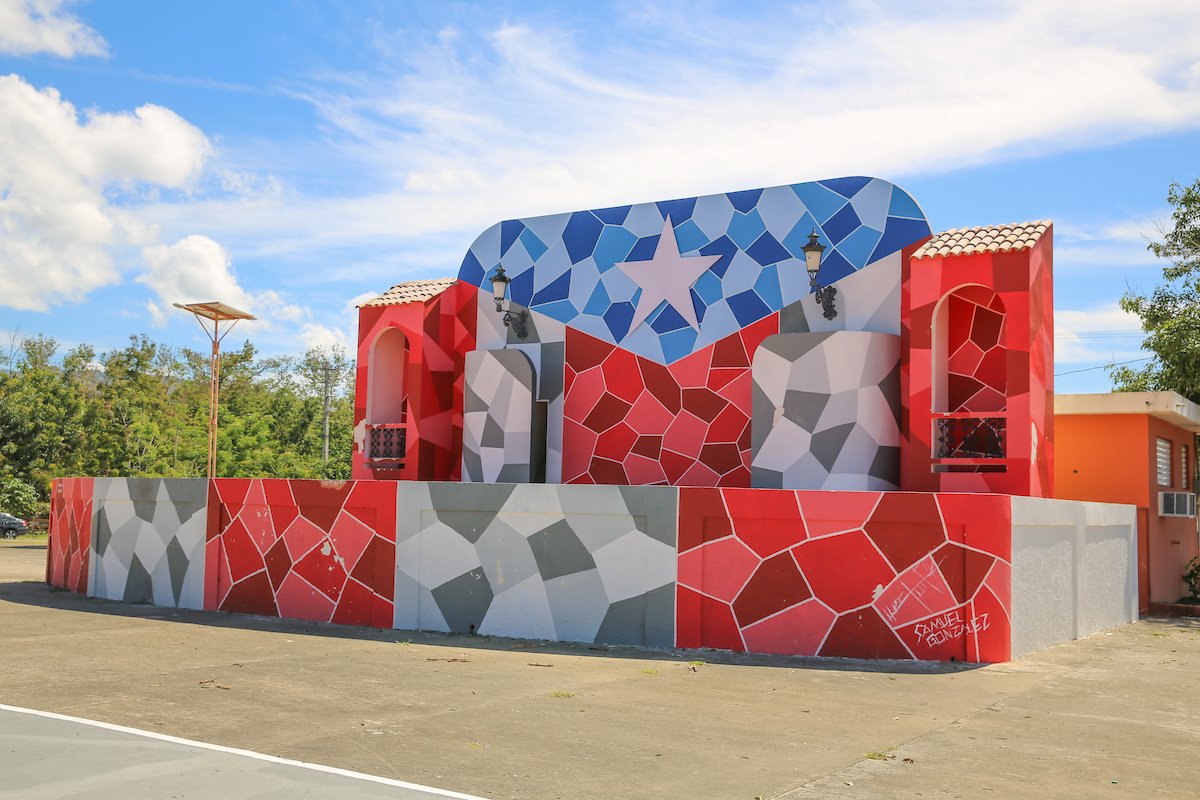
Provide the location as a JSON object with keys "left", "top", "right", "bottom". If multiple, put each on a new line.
{"left": 358, "top": 277, "right": 457, "bottom": 308}
{"left": 912, "top": 220, "right": 1051, "bottom": 260}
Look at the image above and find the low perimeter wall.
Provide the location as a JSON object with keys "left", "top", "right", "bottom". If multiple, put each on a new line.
{"left": 47, "top": 478, "right": 1137, "bottom": 663}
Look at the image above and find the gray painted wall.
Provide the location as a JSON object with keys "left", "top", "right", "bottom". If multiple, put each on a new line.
{"left": 394, "top": 482, "right": 678, "bottom": 647}
{"left": 88, "top": 477, "right": 209, "bottom": 609}
{"left": 1010, "top": 496, "right": 1137, "bottom": 658}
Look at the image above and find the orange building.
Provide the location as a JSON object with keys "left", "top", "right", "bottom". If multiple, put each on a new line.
{"left": 1054, "top": 392, "right": 1200, "bottom": 611}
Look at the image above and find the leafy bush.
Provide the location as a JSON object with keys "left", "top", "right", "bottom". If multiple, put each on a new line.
{"left": 1184, "top": 556, "right": 1200, "bottom": 602}
{"left": 0, "top": 478, "right": 41, "bottom": 520}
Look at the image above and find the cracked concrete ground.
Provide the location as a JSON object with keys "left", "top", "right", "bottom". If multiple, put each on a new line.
{"left": 1, "top": 539, "right": 1196, "bottom": 799}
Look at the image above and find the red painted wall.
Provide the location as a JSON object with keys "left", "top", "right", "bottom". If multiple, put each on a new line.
{"left": 352, "top": 281, "right": 476, "bottom": 482}
{"left": 204, "top": 479, "right": 398, "bottom": 628}
{"left": 901, "top": 232, "right": 1054, "bottom": 496}
{"left": 46, "top": 477, "right": 92, "bottom": 594}
{"left": 676, "top": 488, "right": 1012, "bottom": 662}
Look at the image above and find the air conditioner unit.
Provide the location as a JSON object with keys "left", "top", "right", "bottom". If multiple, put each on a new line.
{"left": 1158, "top": 491, "right": 1197, "bottom": 518}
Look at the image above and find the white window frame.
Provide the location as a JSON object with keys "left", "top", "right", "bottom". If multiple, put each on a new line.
{"left": 1156, "top": 438, "right": 1172, "bottom": 487}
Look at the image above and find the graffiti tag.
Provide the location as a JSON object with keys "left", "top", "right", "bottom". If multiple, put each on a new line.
{"left": 912, "top": 610, "right": 990, "bottom": 647}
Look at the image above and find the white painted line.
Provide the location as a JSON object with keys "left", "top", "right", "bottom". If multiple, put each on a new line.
{"left": 0, "top": 703, "right": 489, "bottom": 800}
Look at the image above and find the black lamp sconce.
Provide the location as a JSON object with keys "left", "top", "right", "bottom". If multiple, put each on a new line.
{"left": 802, "top": 230, "right": 838, "bottom": 320}
{"left": 489, "top": 266, "right": 529, "bottom": 339}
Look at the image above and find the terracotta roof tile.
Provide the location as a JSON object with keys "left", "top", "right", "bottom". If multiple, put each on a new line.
{"left": 912, "top": 221, "right": 1051, "bottom": 260}
{"left": 359, "top": 277, "right": 457, "bottom": 308}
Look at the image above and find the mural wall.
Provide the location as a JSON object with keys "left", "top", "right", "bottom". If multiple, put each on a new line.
{"left": 901, "top": 222, "right": 1054, "bottom": 496}
{"left": 676, "top": 488, "right": 1013, "bottom": 662}
{"left": 452, "top": 178, "right": 932, "bottom": 488}
{"left": 353, "top": 281, "right": 477, "bottom": 482}
{"left": 462, "top": 349, "right": 537, "bottom": 483}
{"left": 394, "top": 483, "right": 678, "bottom": 647}
{"left": 90, "top": 478, "right": 208, "bottom": 609}
{"left": 47, "top": 477, "right": 92, "bottom": 594}
{"left": 751, "top": 331, "right": 901, "bottom": 490}
{"left": 204, "top": 479, "right": 398, "bottom": 628}
{"left": 49, "top": 477, "right": 1136, "bottom": 663}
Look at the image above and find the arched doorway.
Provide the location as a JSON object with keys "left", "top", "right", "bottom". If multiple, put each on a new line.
{"left": 931, "top": 285, "right": 1007, "bottom": 466}
{"left": 366, "top": 327, "right": 409, "bottom": 465}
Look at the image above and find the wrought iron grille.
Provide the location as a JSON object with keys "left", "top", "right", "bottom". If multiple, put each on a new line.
{"left": 367, "top": 423, "right": 407, "bottom": 464}
{"left": 934, "top": 416, "right": 1006, "bottom": 459}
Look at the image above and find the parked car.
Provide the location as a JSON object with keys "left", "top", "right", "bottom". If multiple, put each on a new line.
{"left": 0, "top": 513, "right": 29, "bottom": 539}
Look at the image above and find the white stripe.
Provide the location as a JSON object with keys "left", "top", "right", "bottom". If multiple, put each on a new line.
{"left": 0, "top": 703, "right": 489, "bottom": 800}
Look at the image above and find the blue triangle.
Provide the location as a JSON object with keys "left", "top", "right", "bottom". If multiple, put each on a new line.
{"left": 867, "top": 216, "right": 933, "bottom": 264}
{"left": 656, "top": 197, "right": 696, "bottom": 224}
{"left": 820, "top": 176, "right": 873, "bottom": 198}
{"left": 888, "top": 187, "right": 926, "bottom": 220}
{"left": 459, "top": 250, "right": 485, "bottom": 286}
{"left": 593, "top": 204, "right": 631, "bottom": 224}
{"left": 531, "top": 269, "right": 571, "bottom": 305}
{"left": 500, "top": 220, "right": 526, "bottom": 256}
{"left": 727, "top": 188, "right": 764, "bottom": 214}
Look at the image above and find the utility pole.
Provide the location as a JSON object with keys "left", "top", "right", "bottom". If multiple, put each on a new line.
{"left": 321, "top": 359, "right": 334, "bottom": 465}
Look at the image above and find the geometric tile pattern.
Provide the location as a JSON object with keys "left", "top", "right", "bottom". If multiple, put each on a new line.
{"left": 751, "top": 332, "right": 901, "bottom": 490}
{"left": 563, "top": 317, "right": 776, "bottom": 486}
{"left": 463, "top": 349, "right": 537, "bottom": 483}
{"left": 394, "top": 483, "right": 678, "bottom": 648}
{"left": 472, "top": 292, "right": 567, "bottom": 483}
{"left": 902, "top": 224, "right": 1054, "bottom": 496}
{"left": 677, "top": 488, "right": 1013, "bottom": 662}
{"left": 945, "top": 286, "right": 1006, "bottom": 412}
{"left": 204, "top": 479, "right": 398, "bottom": 629}
{"left": 90, "top": 478, "right": 208, "bottom": 609}
{"left": 47, "top": 477, "right": 93, "bottom": 594}
{"left": 352, "top": 280, "right": 477, "bottom": 481}
{"left": 458, "top": 178, "right": 931, "bottom": 365}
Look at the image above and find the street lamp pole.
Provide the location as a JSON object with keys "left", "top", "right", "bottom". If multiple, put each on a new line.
{"left": 173, "top": 302, "right": 256, "bottom": 478}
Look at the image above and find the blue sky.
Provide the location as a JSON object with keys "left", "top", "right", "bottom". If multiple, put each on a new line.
{"left": 2, "top": 0, "right": 1199, "bottom": 392}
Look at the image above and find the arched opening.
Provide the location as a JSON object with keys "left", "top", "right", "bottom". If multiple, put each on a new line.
{"left": 366, "top": 327, "right": 409, "bottom": 464}
{"left": 931, "top": 285, "right": 1007, "bottom": 468}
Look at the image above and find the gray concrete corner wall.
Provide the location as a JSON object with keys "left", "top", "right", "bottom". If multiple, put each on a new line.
{"left": 1010, "top": 496, "right": 1137, "bottom": 658}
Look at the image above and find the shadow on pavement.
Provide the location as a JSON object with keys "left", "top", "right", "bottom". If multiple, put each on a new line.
{"left": 0, "top": 575, "right": 995, "bottom": 676}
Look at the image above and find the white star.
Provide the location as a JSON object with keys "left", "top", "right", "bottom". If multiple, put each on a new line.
{"left": 616, "top": 217, "right": 720, "bottom": 333}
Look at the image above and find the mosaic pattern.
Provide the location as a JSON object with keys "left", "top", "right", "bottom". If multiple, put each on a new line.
{"left": 205, "top": 479, "right": 398, "bottom": 628}
{"left": 459, "top": 178, "right": 931, "bottom": 365}
{"left": 945, "top": 286, "right": 1007, "bottom": 412}
{"left": 463, "top": 349, "right": 536, "bottom": 483}
{"left": 90, "top": 478, "right": 208, "bottom": 608}
{"left": 47, "top": 477, "right": 93, "bottom": 594}
{"left": 353, "top": 281, "right": 477, "bottom": 481}
{"left": 778, "top": 250, "right": 904, "bottom": 337}
{"left": 394, "top": 483, "right": 678, "bottom": 647}
{"left": 751, "top": 332, "right": 901, "bottom": 490}
{"left": 473, "top": 293, "right": 567, "bottom": 483}
{"left": 562, "top": 317, "right": 776, "bottom": 486}
{"left": 676, "top": 488, "right": 1013, "bottom": 662}
{"left": 902, "top": 225, "right": 1054, "bottom": 496}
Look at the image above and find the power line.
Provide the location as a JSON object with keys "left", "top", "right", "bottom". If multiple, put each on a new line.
{"left": 1054, "top": 357, "right": 1151, "bottom": 377}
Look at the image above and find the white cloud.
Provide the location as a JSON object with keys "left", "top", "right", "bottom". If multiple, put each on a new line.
{"left": 0, "top": 0, "right": 106, "bottom": 58}
{"left": 0, "top": 74, "right": 212, "bottom": 311}
{"left": 299, "top": 322, "right": 350, "bottom": 352}
{"left": 138, "top": 234, "right": 307, "bottom": 328}
{"left": 127, "top": 1, "right": 1200, "bottom": 272}
{"left": 1055, "top": 302, "right": 1145, "bottom": 365}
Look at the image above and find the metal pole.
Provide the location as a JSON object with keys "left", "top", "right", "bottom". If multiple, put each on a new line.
{"left": 209, "top": 318, "right": 220, "bottom": 478}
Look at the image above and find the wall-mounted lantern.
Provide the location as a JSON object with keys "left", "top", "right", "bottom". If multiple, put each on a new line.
{"left": 490, "top": 266, "right": 529, "bottom": 339}
{"left": 803, "top": 230, "right": 838, "bottom": 320}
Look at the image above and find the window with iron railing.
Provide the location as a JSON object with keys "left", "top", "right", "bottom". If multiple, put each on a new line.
{"left": 366, "top": 399, "right": 408, "bottom": 466}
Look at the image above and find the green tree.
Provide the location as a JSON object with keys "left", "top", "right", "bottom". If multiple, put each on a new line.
{"left": 1113, "top": 179, "right": 1200, "bottom": 401}
{"left": 0, "top": 478, "right": 41, "bottom": 519}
